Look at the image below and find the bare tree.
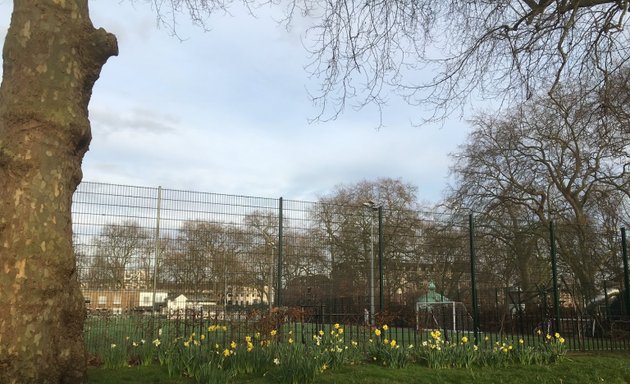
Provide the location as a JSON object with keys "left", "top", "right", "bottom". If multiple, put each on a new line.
{"left": 3, "top": 0, "right": 628, "bottom": 381}
{"left": 88, "top": 221, "right": 151, "bottom": 289}
{"left": 296, "top": 0, "right": 630, "bottom": 122}
{"left": 282, "top": 228, "right": 330, "bottom": 285}
{"left": 239, "top": 211, "right": 279, "bottom": 304}
{"left": 448, "top": 83, "right": 630, "bottom": 304}
{"left": 416, "top": 219, "right": 473, "bottom": 301}
{"left": 0, "top": 2, "right": 116, "bottom": 380}
{"left": 314, "top": 178, "right": 424, "bottom": 305}
{"left": 161, "top": 220, "right": 243, "bottom": 298}
{"left": 146, "top": 1, "right": 630, "bottom": 122}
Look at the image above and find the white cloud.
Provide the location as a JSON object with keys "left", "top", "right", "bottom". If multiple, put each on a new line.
{"left": 0, "top": 1, "right": 471, "bottom": 204}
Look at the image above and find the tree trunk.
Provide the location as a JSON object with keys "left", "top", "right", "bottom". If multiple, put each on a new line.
{"left": 0, "top": 1, "right": 117, "bottom": 383}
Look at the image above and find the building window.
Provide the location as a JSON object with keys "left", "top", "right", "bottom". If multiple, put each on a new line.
{"left": 143, "top": 296, "right": 151, "bottom": 306}
{"left": 98, "top": 296, "right": 107, "bottom": 305}
{"left": 113, "top": 295, "right": 121, "bottom": 305}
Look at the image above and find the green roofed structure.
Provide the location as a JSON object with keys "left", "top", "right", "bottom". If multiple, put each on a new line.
{"left": 415, "top": 281, "right": 472, "bottom": 332}
{"left": 416, "top": 281, "right": 451, "bottom": 307}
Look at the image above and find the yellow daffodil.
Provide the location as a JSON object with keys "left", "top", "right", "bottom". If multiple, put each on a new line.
{"left": 374, "top": 329, "right": 382, "bottom": 336}
{"left": 223, "top": 348, "right": 231, "bottom": 357}
{"left": 230, "top": 341, "right": 237, "bottom": 349}
{"left": 382, "top": 324, "right": 389, "bottom": 331}
{"left": 461, "top": 336, "right": 468, "bottom": 344}
{"left": 390, "top": 340, "right": 397, "bottom": 348}
{"left": 334, "top": 323, "right": 340, "bottom": 329}
{"left": 270, "top": 330, "right": 277, "bottom": 336}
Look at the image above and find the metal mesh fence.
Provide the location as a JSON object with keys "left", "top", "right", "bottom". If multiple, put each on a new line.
{"left": 73, "top": 181, "right": 630, "bottom": 355}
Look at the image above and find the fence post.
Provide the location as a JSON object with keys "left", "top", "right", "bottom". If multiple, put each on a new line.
{"left": 378, "top": 206, "right": 384, "bottom": 312}
{"left": 468, "top": 213, "right": 480, "bottom": 342}
{"left": 621, "top": 227, "right": 629, "bottom": 316}
{"left": 277, "top": 197, "right": 284, "bottom": 308}
{"left": 549, "top": 221, "right": 561, "bottom": 333}
{"left": 151, "top": 186, "right": 162, "bottom": 330}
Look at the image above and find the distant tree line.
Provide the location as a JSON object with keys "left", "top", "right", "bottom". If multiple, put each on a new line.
{"left": 76, "top": 77, "right": 629, "bottom": 315}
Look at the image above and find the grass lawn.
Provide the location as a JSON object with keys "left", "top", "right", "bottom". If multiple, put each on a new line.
{"left": 88, "top": 352, "right": 630, "bottom": 384}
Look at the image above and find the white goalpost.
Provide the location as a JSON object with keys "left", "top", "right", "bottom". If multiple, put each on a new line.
{"left": 415, "top": 281, "right": 473, "bottom": 332}
{"left": 416, "top": 301, "right": 473, "bottom": 332}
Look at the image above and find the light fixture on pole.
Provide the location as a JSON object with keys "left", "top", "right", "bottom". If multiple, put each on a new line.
{"left": 363, "top": 201, "right": 380, "bottom": 326}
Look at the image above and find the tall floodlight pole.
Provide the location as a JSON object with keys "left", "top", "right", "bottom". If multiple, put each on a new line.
{"left": 363, "top": 201, "right": 380, "bottom": 326}
{"left": 378, "top": 206, "right": 384, "bottom": 312}
{"left": 370, "top": 213, "right": 375, "bottom": 326}
{"left": 269, "top": 243, "right": 275, "bottom": 314}
{"left": 262, "top": 230, "right": 275, "bottom": 314}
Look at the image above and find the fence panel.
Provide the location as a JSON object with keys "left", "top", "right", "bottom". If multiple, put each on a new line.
{"left": 72, "top": 181, "right": 630, "bottom": 355}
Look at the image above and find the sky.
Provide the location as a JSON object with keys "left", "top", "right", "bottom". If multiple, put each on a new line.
{"left": 0, "top": 1, "right": 471, "bottom": 204}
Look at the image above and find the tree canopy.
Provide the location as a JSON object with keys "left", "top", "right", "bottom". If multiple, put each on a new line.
{"left": 155, "top": 0, "right": 630, "bottom": 122}
{"left": 1, "top": 1, "right": 629, "bottom": 382}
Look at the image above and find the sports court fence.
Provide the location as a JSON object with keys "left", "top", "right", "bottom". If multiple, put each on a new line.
{"left": 72, "top": 181, "right": 630, "bottom": 354}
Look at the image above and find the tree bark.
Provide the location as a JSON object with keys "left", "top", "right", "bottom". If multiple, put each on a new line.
{"left": 0, "top": 1, "right": 117, "bottom": 383}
